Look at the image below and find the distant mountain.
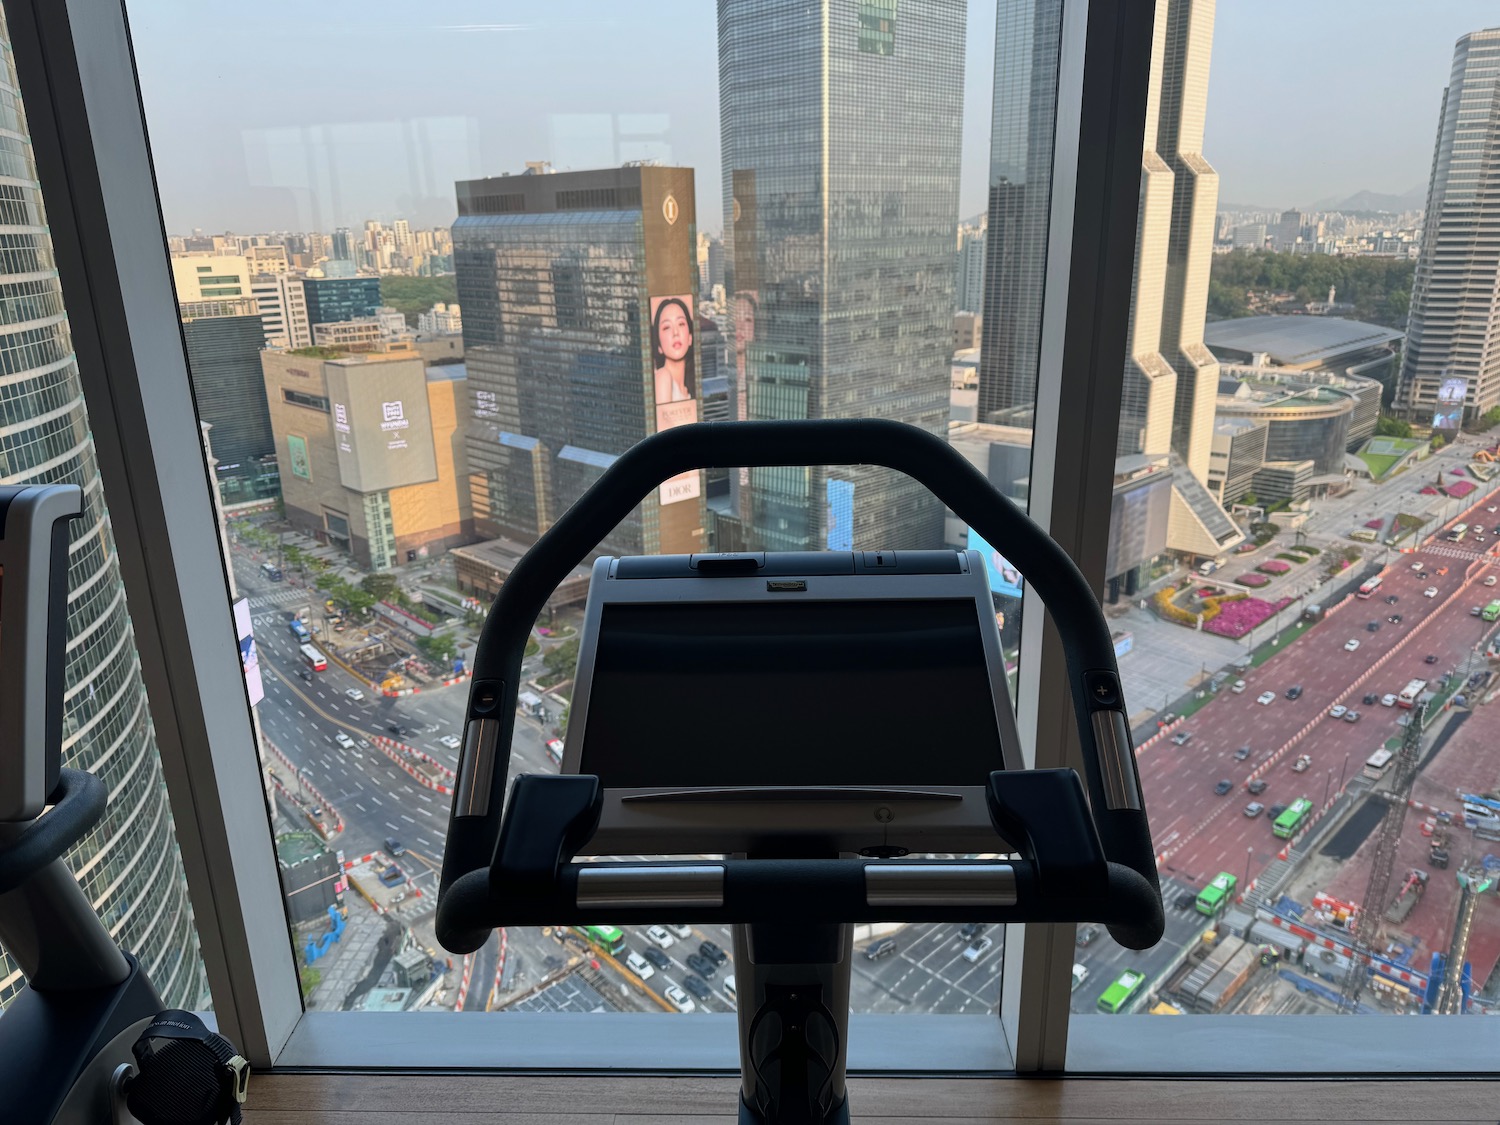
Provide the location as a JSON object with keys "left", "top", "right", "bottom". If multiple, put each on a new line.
{"left": 1308, "top": 185, "right": 1428, "bottom": 213}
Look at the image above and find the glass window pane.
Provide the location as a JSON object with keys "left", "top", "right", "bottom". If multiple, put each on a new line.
{"left": 125, "top": 0, "right": 1062, "bottom": 1034}
{"left": 0, "top": 8, "right": 208, "bottom": 1014}
{"left": 1084, "top": 0, "right": 1500, "bottom": 1029}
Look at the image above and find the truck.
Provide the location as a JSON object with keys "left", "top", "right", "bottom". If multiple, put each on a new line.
{"left": 1384, "top": 869, "right": 1428, "bottom": 924}
{"left": 1197, "top": 557, "right": 1226, "bottom": 576}
{"left": 1397, "top": 679, "right": 1428, "bottom": 709}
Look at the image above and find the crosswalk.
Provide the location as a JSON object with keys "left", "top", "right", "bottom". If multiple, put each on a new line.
{"left": 248, "top": 587, "right": 316, "bottom": 610}
{"left": 1410, "top": 543, "right": 1499, "bottom": 564}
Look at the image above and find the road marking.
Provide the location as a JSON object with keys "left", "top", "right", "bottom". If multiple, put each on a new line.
{"left": 370, "top": 795, "right": 383, "bottom": 806}
{"left": 387, "top": 821, "right": 401, "bottom": 831}
{"left": 401, "top": 814, "right": 417, "bottom": 823}
{"left": 416, "top": 792, "right": 433, "bottom": 803}
{"left": 356, "top": 803, "right": 366, "bottom": 812}
{"left": 419, "top": 806, "right": 434, "bottom": 817}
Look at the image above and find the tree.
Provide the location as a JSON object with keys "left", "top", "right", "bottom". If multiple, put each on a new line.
{"left": 1431, "top": 433, "right": 1446, "bottom": 451}
{"left": 543, "top": 637, "right": 580, "bottom": 683}
{"left": 361, "top": 573, "right": 400, "bottom": 602}
{"left": 1375, "top": 414, "right": 1413, "bottom": 439}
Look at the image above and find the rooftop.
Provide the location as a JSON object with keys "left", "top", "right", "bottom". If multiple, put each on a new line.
{"left": 1204, "top": 316, "right": 1404, "bottom": 368}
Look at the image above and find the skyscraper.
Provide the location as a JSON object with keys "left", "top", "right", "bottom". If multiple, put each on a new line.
{"left": 452, "top": 165, "right": 703, "bottom": 557}
{"left": 1397, "top": 27, "right": 1500, "bottom": 423}
{"left": 975, "top": 0, "right": 1062, "bottom": 425}
{"left": 718, "top": 0, "right": 964, "bottom": 551}
{"left": 1116, "top": 0, "right": 1239, "bottom": 559}
{"left": 0, "top": 9, "right": 205, "bottom": 1011}
{"left": 180, "top": 298, "right": 279, "bottom": 504}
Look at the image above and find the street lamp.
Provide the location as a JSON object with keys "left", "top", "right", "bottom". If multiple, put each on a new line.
{"left": 1323, "top": 768, "right": 1333, "bottom": 809}
{"left": 1339, "top": 752, "right": 1350, "bottom": 793}
{"left": 1245, "top": 846, "right": 1254, "bottom": 893}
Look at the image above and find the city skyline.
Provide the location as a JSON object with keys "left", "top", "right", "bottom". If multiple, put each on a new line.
{"left": 130, "top": 1, "right": 1499, "bottom": 236}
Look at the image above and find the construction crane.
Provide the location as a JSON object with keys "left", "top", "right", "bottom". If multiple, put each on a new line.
{"left": 1430, "top": 864, "right": 1493, "bottom": 1014}
{"left": 1339, "top": 700, "right": 1428, "bottom": 1012}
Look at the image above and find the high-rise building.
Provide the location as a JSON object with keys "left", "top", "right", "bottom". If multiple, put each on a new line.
{"left": 0, "top": 8, "right": 205, "bottom": 1011}
{"left": 250, "top": 272, "right": 310, "bottom": 350}
{"left": 955, "top": 228, "right": 986, "bottom": 315}
{"left": 1116, "top": 0, "right": 1239, "bottom": 565}
{"left": 302, "top": 276, "right": 382, "bottom": 331}
{"left": 453, "top": 165, "right": 704, "bottom": 557}
{"left": 331, "top": 228, "right": 355, "bottom": 261}
{"left": 1397, "top": 27, "right": 1500, "bottom": 422}
{"left": 180, "top": 298, "right": 279, "bottom": 504}
{"left": 719, "top": 0, "right": 963, "bottom": 551}
{"left": 975, "top": 0, "right": 1061, "bottom": 424}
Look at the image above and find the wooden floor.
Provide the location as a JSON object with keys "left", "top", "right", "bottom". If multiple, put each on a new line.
{"left": 244, "top": 1073, "right": 1500, "bottom": 1123}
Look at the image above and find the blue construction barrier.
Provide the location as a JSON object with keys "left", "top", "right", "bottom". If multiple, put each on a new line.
{"left": 305, "top": 904, "right": 347, "bottom": 965}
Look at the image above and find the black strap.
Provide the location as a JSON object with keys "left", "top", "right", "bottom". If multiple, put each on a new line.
{"left": 125, "top": 1010, "right": 249, "bottom": 1125}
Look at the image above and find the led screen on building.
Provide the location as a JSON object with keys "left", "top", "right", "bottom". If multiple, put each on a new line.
{"left": 966, "top": 526, "right": 1023, "bottom": 598}
{"left": 1434, "top": 377, "right": 1467, "bottom": 433}
{"left": 325, "top": 360, "right": 439, "bottom": 494}
{"left": 650, "top": 292, "right": 701, "bottom": 505}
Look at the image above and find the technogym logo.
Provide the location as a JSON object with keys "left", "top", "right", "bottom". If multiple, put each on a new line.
{"left": 380, "top": 401, "right": 409, "bottom": 431}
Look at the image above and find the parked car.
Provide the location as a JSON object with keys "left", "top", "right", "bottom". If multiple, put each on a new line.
{"left": 962, "top": 936, "right": 995, "bottom": 963}
{"left": 960, "top": 922, "right": 986, "bottom": 940}
{"left": 1343, "top": 710, "right": 1360, "bottom": 723}
{"left": 1248, "top": 779, "right": 1268, "bottom": 795}
{"left": 344, "top": 687, "right": 365, "bottom": 702}
{"left": 1343, "top": 639, "right": 1360, "bottom": 652}
{"left": 683, "top": 975, "right": 713, "bottom": 1002}
{"left": 625, "top": 950, "right": 655, "bottom": 980}
{"left": 666, "top": 924, "right": 694, "bottom": 940}
{"left": 865, "top": 937, "right": 899, "bottom": 961}
{"left": 1381, "top": 693, "right": 1398, "bottom": 707}
{"left": 642, "top": 946, "right": 672, "bottom": 972}
{"left": 1245, "top": 802, "right": 1265, "bottom": 818}
{"left": 1231, "top": 680, "right": 1247, "bottom": 694}
{"left": 1286, "top": 685, "right": 1304, "bottom": 700}
{"left": 1171, "top": 730, "right": 1193, "bottom": 746}
{"left": 1257, "top": 691, "right": 1276, "bottom": 706}
{"left": 1329, "top": 704, "right": 1347, "bottom": 719}
{"left": 439, "top": 734, "right": 462, "bottom": 749}
{"left": 646, "top": 926, "right": 675, "bottom": 949}
{"left": 700, "top": 940, "right": 728, "bottom": 966}
{"left": 1234, "top": 745, "right": 1251, "bottom": 761}
{"left": 1214, "top": 779, "right": 1233, "bottom": 795}
{"left": 686, "top": 953, "right": 718, "bottom": 979}
{"left": 663, "top": 984, "right": 695, "bottom": 1013}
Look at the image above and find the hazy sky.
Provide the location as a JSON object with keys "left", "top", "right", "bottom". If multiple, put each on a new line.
{"left": 127, "top": 0, "right": 1497, "bottom": 236}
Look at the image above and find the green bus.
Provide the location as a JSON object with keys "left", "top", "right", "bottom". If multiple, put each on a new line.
{"left": 572, "top": 925, "right": 627, "bottom": 956}
{"left": 1195, "top": 872, "right": 1238, "bottom": 915}
{"left": 1483, "top": 601, "right": 1500, "bottom": 623}
{"left": 1097, "top": 969, "right": 1147, "bottom": 1014}
{"left": 1272, "top": 798, "right": 1313, "bottom": 839}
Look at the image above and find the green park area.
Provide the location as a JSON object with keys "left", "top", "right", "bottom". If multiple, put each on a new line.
{"left": 1358, "top": 436, "right": 1423, "bottom": 480}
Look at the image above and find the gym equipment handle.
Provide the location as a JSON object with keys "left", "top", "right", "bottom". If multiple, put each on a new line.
{"left": 0, "top": 768, "right": 106, "bottom": 895}
{"left": 438, "top": 419, "right": 1160, "bottom": 952}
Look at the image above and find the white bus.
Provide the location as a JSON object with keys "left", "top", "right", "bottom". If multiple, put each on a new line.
{"left": 1448, "top": 524, "right": 1469, "bottom": 543}
{"left": 299, "top": 643, "right": 328, "bottom": 672}
{"left": 1363, "top": 748, "right": 1395, "bottom": 781}
{"left": 1357, "top": 576, "right": 1382, "bottom": 599}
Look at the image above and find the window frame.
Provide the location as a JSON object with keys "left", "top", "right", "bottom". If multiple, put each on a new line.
{"left": 15, "top": 0, "right": 1500, "bottom": 1076}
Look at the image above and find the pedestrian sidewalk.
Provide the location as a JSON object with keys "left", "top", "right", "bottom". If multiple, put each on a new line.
{"left": 304, "top": 905, "right": 396, "bottom": 1011}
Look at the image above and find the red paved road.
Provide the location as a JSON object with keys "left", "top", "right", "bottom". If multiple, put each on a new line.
{"left": 1142, "top": 493, "right": 1500, "bottom": 898}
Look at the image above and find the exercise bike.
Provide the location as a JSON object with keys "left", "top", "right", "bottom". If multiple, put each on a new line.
{"left": 0, "top": 484, "right": 249, "bottom": 1124}
{"left": 437, "top": 419, "right": 1162, "bottom": 1124}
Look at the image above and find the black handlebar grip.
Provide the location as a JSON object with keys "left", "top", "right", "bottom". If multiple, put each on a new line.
{"left": 436, "top": 420, "right": 1160, "bottom": 950}
{"left": 0, "top": 768, "right": 105, "bottom": 895}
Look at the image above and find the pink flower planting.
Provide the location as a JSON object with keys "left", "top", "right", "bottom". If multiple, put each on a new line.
{"left": 1236, "top": 573, "right": 1270, "bottom": 587}
{"left": 1204, "top": 597, "right": 1283, "bottom": 638}
{"left": 1444, "top": 481, "right": 1476, "bottom": 498}
{"left": 1364, "top": 519, "right": 1383, "bottom": 529}
{"left": 1257, "top": 560, "right": 1291, "bottom": 575}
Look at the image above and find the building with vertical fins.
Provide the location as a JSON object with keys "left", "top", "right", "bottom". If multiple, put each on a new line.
{"left": 1397, "top": 27, "right": 1500, "bottom": 423}
{"left": 0, "top": 8, "right": 206, "bottom": 1011}
{"left": 718, "top": 0, "right": 963, "bottom": 552}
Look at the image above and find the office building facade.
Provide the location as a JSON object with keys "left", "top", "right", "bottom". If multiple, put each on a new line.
{"left": 302, "top": 276, "right": 381, "bottom": 332}
{"left": 0, "top": 10, "right": 205, "bottom": 1011}
{"left": 180, "top": 299, "right": 279, "bottom": 504}
{"left": 976, "top": 0, "right": 1062, "bottom": 424}
{"left": 719, "top": 0, "right": 963, "bottom": 551}
{"left": 1397, "top": 27, "right": 1500, "bottom": 422}
{"left": 453, "top": 165, "right": 703, "bottom": 557}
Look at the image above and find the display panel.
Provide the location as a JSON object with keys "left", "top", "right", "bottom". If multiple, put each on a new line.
{"left": 579, "top": 598, "right": 1004, "bottom": 787}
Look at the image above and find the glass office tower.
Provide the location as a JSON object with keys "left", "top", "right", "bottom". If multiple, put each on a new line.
{"left": 0, "top": 9, "right": 204, "bottom": 1010}
{"left": 719, "top": 0, "right": 964, "bottom": 551}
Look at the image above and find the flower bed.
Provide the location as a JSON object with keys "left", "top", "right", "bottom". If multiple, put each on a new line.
{"left": 1274, "top": 553, "right": 1307, "bottom": 564}
{"left": 1420, "top": 486, "right": 1439, "bottom": 496}
{"left": 1153, "top": 586, "right": 1247, "bottom": 627}
{"left": 1235, "top": 573, "right": 1270, "bottom": 587}
{"left": 1194, "top": 586, "right": 1221, "bottom": 598}
{"left": 1365, "top": 519, "right": 1384, "bottom": 529}
{"left": 1444, "top": 480, "right": 1477, "bottom": 498}
{"left": 1257, "top": 560, "right": 1291, "bottom": 575}
{"left": 1204, "top": 596, "right": 1292, "bottom": 639}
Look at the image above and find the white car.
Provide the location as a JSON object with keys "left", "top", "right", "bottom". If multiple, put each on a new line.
{"left": 724, "top": 974, "right": 736, "bottom": 1002}
{"left": 1424, "top": 587, "right": 1439, "bottom": 598}
{"left": 334, "top": 731, "right": 354, "bottom": 749}
{"left": 344, "top": 687, "right": 365, "bottom": 702}
{"left": 1329, "top": 705, "right": 1347, "bottom": 719}
{"left": 665, "top": 924, "right": 694, "bottom": 940}
{"left": 1231, "top": 680, "right": 1247, "bottom": 694}
{"left": 645, "top": 926, "right": 675, "bottom": 949}
{"left": 663, "top": 984, "right": 695, "bottom": 1013}
{"left": 439, "top": 734, "right": 461, "bottom": 750}
{"left": 1486, "top": 575, "right": 1498, "bottom": 587}
{"left": 1071, "top": 964, "right": 1089, "bottom": 992}
{"left": 1256, "top": 691, "right": 1276, "bottom": 706}
{"left": 624, "top": 950, "right": 655, "bottom": 980}
{"left": 1381, "top": 693, "right": 1398, "bottom": 707}
{"left": 962, "top": 936, "right": 994, "bottom": 963}
{"left": 1411, "top": 561, "right": 1425, "bottom": 572}
{"left": 1343, "top": 639, "right": 1360, "bottom": 652}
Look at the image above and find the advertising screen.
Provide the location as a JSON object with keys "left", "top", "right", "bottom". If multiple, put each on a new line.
{"left": 232, "top": 597, "right": 263, "bottom": 706}
{"left": 286, "top": 433, "right": 311, "bottom": 480}
{"left": 650, "top": 293, "right": 701, "bottom": 506}
{"left": 1434, "top": 376, "right": 1467, "bottom": 433}
{"left": 826, "top": 479, "right": 854, "bottom": 550}
{"left": 325, "top": 360, "right": 439, "bottom": 494}
{"left": 966, "top": 526, "right": 1023, "bottom": 599}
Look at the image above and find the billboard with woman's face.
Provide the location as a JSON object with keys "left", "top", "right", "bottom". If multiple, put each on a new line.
{"left": 1434, "top": 376, "right": 1468, "bottom": 433}
{"left": 650, "top": 293, "right": 700, "bottom": 505}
